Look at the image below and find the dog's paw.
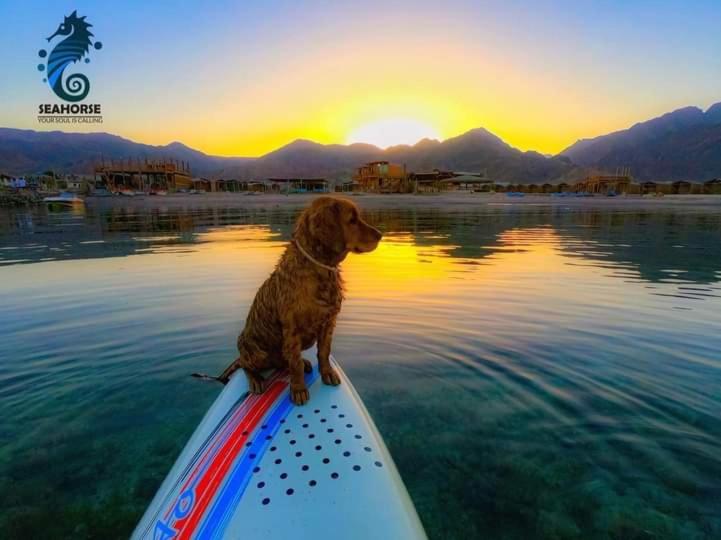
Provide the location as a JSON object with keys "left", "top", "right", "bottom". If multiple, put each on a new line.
{"left": 246, "top": 371, "right": 266, "bottom": 394}
{"left": 321, "top": 368, "right": 341, "bottom": 386}
{"left": 303, "top": 358, "right": 313, "bottom": 374}
{"left": 291, "top": 385, "right": 310, "bottom": 405}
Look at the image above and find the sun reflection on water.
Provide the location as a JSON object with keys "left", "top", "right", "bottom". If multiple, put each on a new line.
{"left": 0, "top": 205, "right": 720, "bottom": 539}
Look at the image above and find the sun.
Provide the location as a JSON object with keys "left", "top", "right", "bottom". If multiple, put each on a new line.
{"left": 347, "top": 117, "right": 441, "bottom": 148}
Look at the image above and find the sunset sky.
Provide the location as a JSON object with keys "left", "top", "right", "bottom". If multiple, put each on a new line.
{"left": 1, "top": 0, "right": 719, "bottom": 156}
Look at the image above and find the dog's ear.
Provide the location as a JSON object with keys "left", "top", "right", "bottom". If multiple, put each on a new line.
{"left": 308, "top": 199, "right": 345, "bottom": 256}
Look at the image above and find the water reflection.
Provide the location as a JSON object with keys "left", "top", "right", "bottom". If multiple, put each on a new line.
{"left": 2, "top": 206, "right": 720, "bottom": 290}
{"left": 0, "top": 204, "right": 720, "bottom": 539}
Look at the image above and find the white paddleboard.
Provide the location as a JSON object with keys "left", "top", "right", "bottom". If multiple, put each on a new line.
{"left": 132, "top": 350, "right": 427, "bottom": 540}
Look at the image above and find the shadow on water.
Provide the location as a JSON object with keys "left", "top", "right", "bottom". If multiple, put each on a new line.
{"left": 0, "top": 204, "right": 720, "bottom": 539}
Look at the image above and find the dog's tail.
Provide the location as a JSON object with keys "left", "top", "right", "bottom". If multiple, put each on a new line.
{"left": 191, "top": 356, "right": 243, "bottom": 385}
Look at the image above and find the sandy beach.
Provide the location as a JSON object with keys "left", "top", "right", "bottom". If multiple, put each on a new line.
{"left": 84, "top": 191, "right": 721, "bottom": 211}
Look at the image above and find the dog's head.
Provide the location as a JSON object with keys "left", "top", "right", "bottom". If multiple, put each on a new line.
{"left": 294, "top": 196, "right": 382, "bottom": 264}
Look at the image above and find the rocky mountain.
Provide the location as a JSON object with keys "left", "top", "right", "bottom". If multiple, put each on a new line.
{"left": 0, "top": 127, "right": 577, "bottom": 183}
{"left": 560, "top": 104, "right": 721, "bottom": 181}
{"left": 0, "top": 128, "right": 252, "bottom": 178}
{"left": 4, "top": 102, "right": 721, "bottom": 184}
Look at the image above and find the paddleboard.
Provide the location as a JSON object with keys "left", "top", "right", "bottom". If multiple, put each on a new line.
{"left": 132, "top": 349, "right": 426, "bottom": 540}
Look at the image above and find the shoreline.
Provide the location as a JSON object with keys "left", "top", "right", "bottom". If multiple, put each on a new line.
{"left": 81, "top": 192, "right": 721, "bottom": 211}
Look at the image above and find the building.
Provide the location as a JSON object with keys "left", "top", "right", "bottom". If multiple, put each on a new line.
{"left": 704, "top": 178, "right": 721, "bottom": 194}
{"left": 670, "top": 180, "right": 692, "bottom": 194}
{"left": 0, "top": 175, "right": 26, "bottom": 189}
{"left": 439, "top": 174, "right": 493, "bottom": 191}
{"left": 639, "top": 181, "right": 658, "bottom": 194}
{"left": 58, "top": 174, "right": 89, "bottom": 191}
{"left": 574, "top": 174, "right": 632, "bottom": 194}
{"left": 95, "top": 159, "right": 192, "bottom": 193}
{"left": 353, "top": 161, "right": 408, "bottom": 193}
{"left": 408, "top": 169, "right": 456, "bottom": 192}
{"left": 215, "top": 179, "right": 245, "bottom": 192}
{"left": 336, "top": 180, "right": 362, "bottom": 192}
{"left": 191, "top": 178, "right": 249, "bottom": 192}
{"left": 191, "top": 178, "right": 213, "bottom": 192}
{"left": 408, "top": 169, "right": 491, "bottom": 192}
{"left": 267, "top": 178, "right": 329, "bottom": 193}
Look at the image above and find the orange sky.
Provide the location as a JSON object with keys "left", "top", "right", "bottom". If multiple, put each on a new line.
{"left": 3, "top": 1, "right": 720, "bottom": 157}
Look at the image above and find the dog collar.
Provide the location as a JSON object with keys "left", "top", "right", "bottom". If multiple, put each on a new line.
{"left": 291, "top": 239, "right": 339, "bottom": 273}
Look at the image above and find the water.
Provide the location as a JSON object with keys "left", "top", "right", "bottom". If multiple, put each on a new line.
{"left": 1, "top": 202, "right": 720, "bottom": 539}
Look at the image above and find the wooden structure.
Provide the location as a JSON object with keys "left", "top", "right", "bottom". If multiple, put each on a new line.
{"left": 192, "top": 178, "right": 213, "bottom": 192}
{"left": 704, "top": 178, "right": 721, "bottom": 194}
{"left": 671, "top": 180, "right": 692, "bottom": 194}
{"left": 574, "top": 174, "right": 632, "bottom": 195}
{"left": 95, "top": 159, "right": 192, "bottom": 193}
{"left": 407, "top": 169, "right": 494, "bottom": 193}
{"left": 408, "top": 170, "right": 454, "bottom": 193}
{"left": 439, "top": 174, "right": 493, "bottom": 192}
{"left": 247, "top": 181, "right": 268, "bottom": 192}
{"left": 192, "top": 179, "right": 263, "bottom": 192}
{"left": 640, "top": 181, "right": 659, "bottom": 194}
{"left": 337, "top": 180, "right": 362, "bottom": 192}
{"left": 354, "top": 161, "right": 408, "bottom": 193}
{"left": 267, "top": 178, "right": 329, "bottom": 193}
{"left": 214, "top": 179, "right": 247, "bottom": 192}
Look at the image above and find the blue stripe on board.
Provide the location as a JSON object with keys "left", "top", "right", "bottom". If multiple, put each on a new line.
{"left": 139, "top": 393, "right": 247, "bottom": 539}
{"left": 198, "top": 370, "right": 320, "bottom": 540}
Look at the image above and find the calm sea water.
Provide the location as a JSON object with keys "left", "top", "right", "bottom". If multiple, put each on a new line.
{"left": 1, "top": 201, "right": 720, "bottom": 539}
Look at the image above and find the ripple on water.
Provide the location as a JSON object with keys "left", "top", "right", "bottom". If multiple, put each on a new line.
{"left": 0, "top": 204, "right": 720, "bottom": 538}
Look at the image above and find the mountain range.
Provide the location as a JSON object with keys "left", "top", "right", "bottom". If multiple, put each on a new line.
{"left": 560, "top": 104, "right": 721, "bottom": 180}
{"left": 1, "top": 102, "right": 720, "bottom": 183}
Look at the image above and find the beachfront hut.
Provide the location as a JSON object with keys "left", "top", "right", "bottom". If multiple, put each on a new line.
{"left": 247, "top": 181, "right": 267, "bottom": 192}
{"left": 439, "top": 175, "right": 493, "bottom": 192}
{"left": 556, "top": 182, "right": 570, "bottom": 193}
{"left": 576, "top": 174, "right": 631, "bottom": 195}
{"left": 527, "top": 184, "right": 540, "bottom": 194}
{"left": 541, "top": 183, "right": 554, "bottom": 193}
{"left": 215, "top": 179, "right": 246, "bottom": 192}
{"left": 95, "top": 159, "right": 192, "bottom": 193}
{"left": 493, "top": 182, "right": 509, "bottom": 193}
{"left": 408, "top": 170, "right": 455, "bottom": 193}
{"left": 640, "top": 181, "right": 658, "bottom": 194}
{"left": 267, "top": 178, "right": 328, "bottom": 193}
{"left": 572, "top": 181, "right": 586, "bottom": 193}
{"left": 354, "top": 162, "right": 408, "bottom": 193}
{"left": 192, "top": 178, "right": 213, "bottom": 192}
{"left": 671, "top": 180, "right": 692, "bottom": 194}
{"left": 337, "top": 180, "right": 362, "bottom": 193}
{"left": 704, "top": 178, "right": 721, "bottom": 194}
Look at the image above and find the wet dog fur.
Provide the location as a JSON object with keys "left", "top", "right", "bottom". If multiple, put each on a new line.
{"left": 216, "top": 196, "right": 382, "bottom": 405}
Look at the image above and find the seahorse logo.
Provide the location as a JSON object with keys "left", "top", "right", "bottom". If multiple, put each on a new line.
{"left": 37, "top": 11, "right": 103, "bottom": 102}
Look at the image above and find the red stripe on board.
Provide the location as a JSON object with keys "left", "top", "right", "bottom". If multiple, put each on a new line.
{"left": 168, "top": 371, "right": 286, "bottom": 518}
{"left": 173, "top": 379, "right": 288, "bottom": 538}
{"left": 161, "top": 371, "right": 287, "bottom": 525}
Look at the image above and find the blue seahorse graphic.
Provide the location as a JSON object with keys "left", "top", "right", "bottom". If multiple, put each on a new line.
{"left": 41, "top": 11, "right": 102, "bottom": 102}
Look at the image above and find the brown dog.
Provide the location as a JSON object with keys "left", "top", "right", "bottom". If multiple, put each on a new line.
{"left": 216, "top": 196, "right": 382, "bottom": 404}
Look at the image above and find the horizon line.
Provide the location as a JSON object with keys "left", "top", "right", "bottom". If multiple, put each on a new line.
{"left": 2, "top": 100, "right": 719, "bottom": 160}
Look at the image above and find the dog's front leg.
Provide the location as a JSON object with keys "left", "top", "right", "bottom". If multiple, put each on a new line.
{"left": 283, "top": 326, "right": 309, "bottom": 405}
{"left": 317, "top": 318, "right": 341, "bottom": 386}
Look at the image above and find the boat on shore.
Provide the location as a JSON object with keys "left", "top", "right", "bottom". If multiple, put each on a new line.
{"left": 42, "top": 192, "right": 85, "bottom": 206}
